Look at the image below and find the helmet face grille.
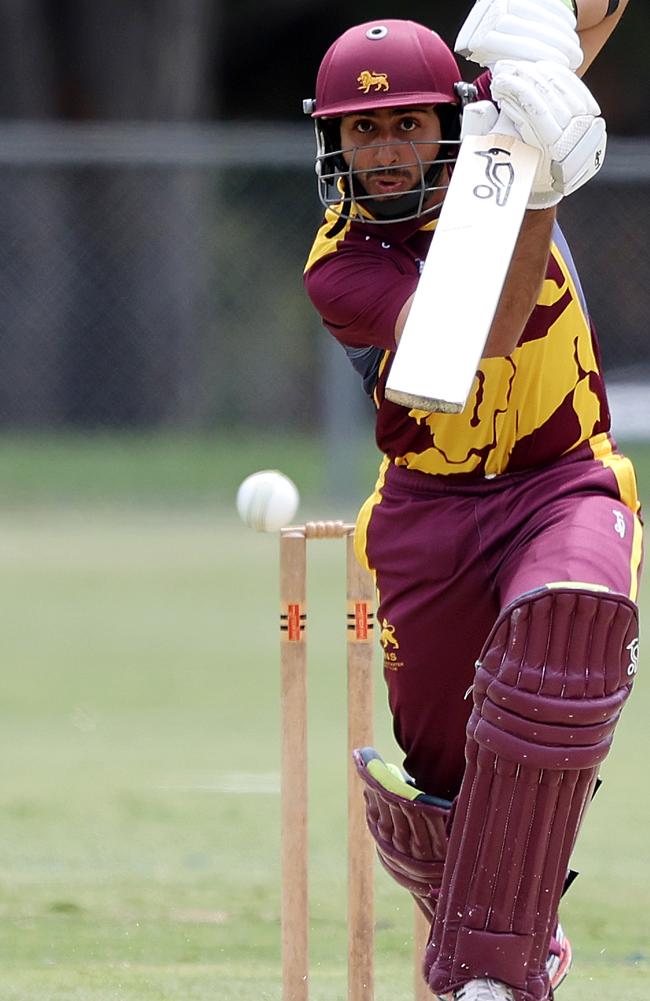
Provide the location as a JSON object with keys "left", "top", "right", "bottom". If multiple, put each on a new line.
{"left": 314, "top": 132, "right": 461, "bottom": 225}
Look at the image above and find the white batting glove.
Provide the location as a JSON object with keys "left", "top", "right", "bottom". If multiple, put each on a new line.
{"left": 455, "top": 0, "right": 583, "bottom": 72}
{"left": 461, "top": 101, "right": 547, "bottom": 211}
{"left": 490, "top": 60, "right": 607, "bottom": 208}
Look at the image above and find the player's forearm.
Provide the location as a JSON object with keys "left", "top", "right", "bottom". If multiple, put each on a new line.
{"left": 575, "top": 0, "right": 629, "bottom": 74}
{"left": 574, "top": 0, "right": 628, "bottom": 31}
{"left": 482, "top": 207, "right": 556, "bottom": 358}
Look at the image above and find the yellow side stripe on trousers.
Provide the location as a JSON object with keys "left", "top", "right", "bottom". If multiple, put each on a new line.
{"left": 590, "top": 433, "right": 643, "bottom": 601}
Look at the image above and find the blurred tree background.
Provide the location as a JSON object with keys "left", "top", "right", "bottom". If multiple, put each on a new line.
{"left": 0, "top": 0, "right": 647, "bottom": 128}
{"left": 0, "top": 1, "right": 647, "bottom": 438}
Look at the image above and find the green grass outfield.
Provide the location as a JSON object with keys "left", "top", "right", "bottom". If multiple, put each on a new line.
{"left": 0, "top": 433, "right": 648, "bottom": 1000}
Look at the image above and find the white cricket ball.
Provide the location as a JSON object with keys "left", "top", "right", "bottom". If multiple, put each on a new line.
{"left": 236, "top": 470, "right": 300, "bottom": 532}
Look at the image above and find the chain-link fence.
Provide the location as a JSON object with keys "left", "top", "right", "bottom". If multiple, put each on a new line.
{"left": 0, "top": 123, "right": 648, "bottom": 433}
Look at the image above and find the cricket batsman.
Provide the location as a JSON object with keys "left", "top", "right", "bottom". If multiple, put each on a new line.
{"left": 302, "top": 2, "right": 641, "bottom": 1000}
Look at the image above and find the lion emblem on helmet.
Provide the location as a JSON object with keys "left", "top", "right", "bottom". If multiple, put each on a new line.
{"left": 357, "top": 70, "right": 390, "bottom": 94}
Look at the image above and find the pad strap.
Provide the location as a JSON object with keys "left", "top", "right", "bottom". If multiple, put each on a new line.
{"left": 353, "top": 747, "right": 451, "bottom": 921}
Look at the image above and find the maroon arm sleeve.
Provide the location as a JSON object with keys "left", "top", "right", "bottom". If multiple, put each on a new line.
{"left": 304, "top": 249, "right": 418, "bottom": 351}
{"left": 473, "top": 68, "right": 493, "bottom": 102}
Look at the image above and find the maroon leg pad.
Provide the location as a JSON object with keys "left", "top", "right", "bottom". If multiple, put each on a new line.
{"left": 426, "top": 586, "right": 638, "bottom": 1001}
{"left": 353, "top": 747, "right": 450, "bottom": 922}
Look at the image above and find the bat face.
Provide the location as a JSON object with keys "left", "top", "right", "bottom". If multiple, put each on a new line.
{"left": 385, "top": 125, "right": 540, "bottom": 414}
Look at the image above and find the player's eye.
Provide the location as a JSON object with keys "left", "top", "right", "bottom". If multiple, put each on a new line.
{"left": 399, "top": 117, "right": 419, "bottom": 132}
{"left": 354, "top": 119, "right": 375, "bottom": 134}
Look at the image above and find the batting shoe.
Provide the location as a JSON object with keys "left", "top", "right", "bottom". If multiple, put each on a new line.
{"left": 449, "top": 980, "right": 515, "bottom": 1001}
{"left": 437, "top": 927, "right": 571, "bottom": 1001}
{"left": 547, "top": 922, "right": 573, "bottom": 992}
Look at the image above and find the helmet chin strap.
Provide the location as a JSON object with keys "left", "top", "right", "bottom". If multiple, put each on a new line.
{"left": 351, "top": 158, "right": 446, "bottom": 220}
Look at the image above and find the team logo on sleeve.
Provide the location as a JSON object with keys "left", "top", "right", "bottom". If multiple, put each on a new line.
{"left": 357, "top": 70, "right": 390, "bottom": 94}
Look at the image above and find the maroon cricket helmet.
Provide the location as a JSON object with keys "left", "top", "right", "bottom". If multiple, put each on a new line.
{"left": 310, "top": 20, "right": 462, "bottom": 118}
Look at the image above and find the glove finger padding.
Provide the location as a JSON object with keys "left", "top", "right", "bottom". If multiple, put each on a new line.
{"left": 491, "top": 61, "right": 600, "bottom": 146}
{"left": 455, "top": 0, "right": 582, "bottom": 72}
{"left": 491, "top": 60, "right": 606, "bottom": 207}
{"left": 353, "top": 747, "right": 451, "bottom": 922}
{"left": 460, "top": 100, "right": 500, "bottom": 139}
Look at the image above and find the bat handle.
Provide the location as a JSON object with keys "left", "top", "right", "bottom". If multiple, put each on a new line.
{"left": 494, "top": 110, "right": 519, "bottom": 139}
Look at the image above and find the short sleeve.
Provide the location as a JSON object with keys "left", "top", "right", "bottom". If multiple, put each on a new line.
{"left": 304, "top": 247, "right": 417, "bottom": 351}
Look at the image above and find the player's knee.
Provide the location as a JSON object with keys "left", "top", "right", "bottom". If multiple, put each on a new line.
{"left": 470, "top": 585, "right": 638, "bottom": 770}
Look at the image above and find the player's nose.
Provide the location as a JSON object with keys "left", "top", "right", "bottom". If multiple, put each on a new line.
{"left": 372, "top": 138, "right": 400, "bottom": 167}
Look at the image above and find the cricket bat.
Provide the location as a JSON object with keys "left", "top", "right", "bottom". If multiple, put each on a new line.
{"left": 385, "top": 115, "right": 541, "bottom": 414}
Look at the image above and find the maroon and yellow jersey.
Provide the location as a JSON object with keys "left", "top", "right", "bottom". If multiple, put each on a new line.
{"left": 304, "top": 208, "right": 612, "bottom": 478}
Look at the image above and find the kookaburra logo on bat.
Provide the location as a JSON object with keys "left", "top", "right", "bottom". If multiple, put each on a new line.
{"left": 473, "top": 146, "right": 515, "bottom": 207}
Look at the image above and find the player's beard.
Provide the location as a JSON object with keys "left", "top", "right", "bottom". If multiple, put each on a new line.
{"left": 351, "top": 159, "right": 447, "bottom": 221}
